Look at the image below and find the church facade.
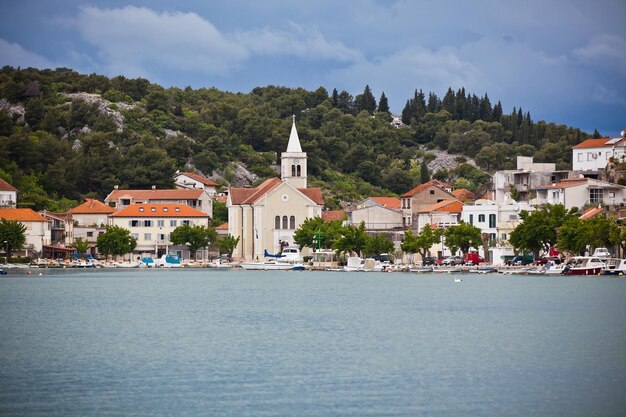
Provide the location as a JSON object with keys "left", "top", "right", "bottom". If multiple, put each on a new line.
{"left": 227, "top": 117, "right": 324, "bottom": 260}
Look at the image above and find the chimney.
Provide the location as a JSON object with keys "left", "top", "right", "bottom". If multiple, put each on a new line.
{"left": 114, "top": 185, "right": 119, "bottom": 190}
{"left": 152, "top": 185, "right": 156, "bottom": 190}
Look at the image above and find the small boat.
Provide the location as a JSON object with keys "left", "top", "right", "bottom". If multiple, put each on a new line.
{"left": 113, "top": 261, "right": 140, "bottom": 268}
{"left": 562, "top": 256, "right": 605, "bottom": 276}
{"left": 602, "top": 258, "right": 626, "bottom": 276}
{"left": 0, "top": 269, "right": 7, "bottom": 275}
{"left": 409, "top": 266, "right": 434, "bottom": 273}
{"left": 155, "top": 254, "right": 182, "bottom": 268}
{"left": 207, "top": 258, "right": 233, "bottom": 269}
{"left": 343, "top": 256, "right": 364, "bottom": 272}
{"left": 528, "top": 260, "right": 565, "bottom": 275}
{"left": 240, "top": 260, "right": 294, "bottom": 270}
{"left": 469, "top": 267, "right": 497, "bottom": 274}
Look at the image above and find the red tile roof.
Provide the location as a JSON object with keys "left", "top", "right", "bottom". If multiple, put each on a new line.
{"left": 67, "top": 198, "right": 116, "bottom": 214}
{"left": 106, "top": 188, "right": 205, "bottom": 201}
{"left": 579, "top": 206, "right": 605, "bottom": 219}
{"left": 452, "top": 189, "right": 477, "bottom": 201}
{"left": 418, "top": 199, "right": 464, "bottom": 213}
{"left": 322, "top": 210, "right": 346, "bottom": 222}
{"left": 177, "top": 172, "right": 219, "bottom": 186}
{"left": 535, "top": 178, "right": 588, "bottom": 190}
{"left": 370, "top": 197, "right": 401, "bottom": 208}
{"left": 216, "top": 222, "right": 229, "bottom": 230}
{"left": 229, "top": 178, "right": 324, "bottom": 205}
{"left": 572, "top": 138, "right": 621, "bottom": 149}
{"left": 0, "top": 178, "right": 17, "bottom": 192}
{"left": 401, "top": 179, "right": 453, "bottom": 197}
{"left": 110, "top": 204, "right": 209, "bottom": 218}
{"left": 0, "top": 208, "right": 47, "bottom": 222}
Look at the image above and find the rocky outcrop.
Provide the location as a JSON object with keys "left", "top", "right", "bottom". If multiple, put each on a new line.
{"left": 63, "top": 92, "right": 136, "bottom": 132}
{"left": 424, "top": 148, "right": 477, "bottom": 173}
{"left": 0, "top": 99, "right": 25, "bottom": 123}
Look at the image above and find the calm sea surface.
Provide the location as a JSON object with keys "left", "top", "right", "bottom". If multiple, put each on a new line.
{"left": 1, "top": 268, "right": 625, "bottom": 417}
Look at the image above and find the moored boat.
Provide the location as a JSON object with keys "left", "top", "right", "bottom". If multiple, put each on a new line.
{"left": 240, "top": 260, "right": 294, "bottom": 270}
{"left": 562, "top": 256, "right": 605, "bottom": 276}
{"left": 602, "top": 258, "right": 626, "bottom": 275}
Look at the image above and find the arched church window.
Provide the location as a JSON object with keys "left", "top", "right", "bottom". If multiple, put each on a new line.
{"left": 296, "top": 165, "right": 301, "bottom": 177}
{"left": 290, "top": 216, "right": 296, "bottom": 229}
{"left": 291, "top": 165, "right": 296, "bottom": 177}
{"left": 282, "top": 216, "right": 288, "bottom": 229}
{"left": 275, "top": 216, "right": 281, "bottom": 229}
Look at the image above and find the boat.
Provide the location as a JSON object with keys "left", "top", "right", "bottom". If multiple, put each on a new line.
{"left": 601, "top": 258, "right": 626, "bottom": 276}
{"left": 0, "top": 269, "right": 7, "bottom": 275}
{"left": 343, "top": 256, "right": 364, "bottom": 272}
{"left": 362, "top": 258, "right": 383, "bottom": 272}
{"left": 240, "top": 260, "right": 294, "bottom": 270}
{"left": 562, "top": 256, "right": 605, "bottom": 276}
{"left": 154, "top": 254, "right": 182, "bottom": 268}
{"left": 207, "top": 257, "right": 233, "bottom": 269}
{"left": 113, "top": 261, "right": 140, "bottom": 268}
{"left": 468, "top": 266, "right": 498, "bottom": 274}
{"left": 528, "top": 260, "right": 565, "bottom": 275}
{"left": 409, "top": 266, "right": 434, "bottom": 273}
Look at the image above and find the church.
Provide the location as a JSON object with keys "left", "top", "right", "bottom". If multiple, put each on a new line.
{"left": 227, "top": 117, "right": 324, "bottom": 260}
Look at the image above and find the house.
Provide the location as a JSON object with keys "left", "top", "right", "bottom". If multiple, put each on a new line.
{"left": 572, "top": 137, "right": 625, "bottom": 173}
{"left": 174, "top": 171, "right": 219, "bottom": 196}
{"left": 228, "top": 117, "right": 324, "bottom": 260}
{"left": 0, "top": 178, "right": 17, "bottom": 208}
{"left": 39, "top": 211, "right": 73, "bottom": 246}
{"left": 401, "top": 179, "right": 455, "bottom": 226}
{"left": 348, "top": 197, "right": 404, "bottom": 230}
{"left": 109, "top": 203, "right": 210, "bottom": 259}
{"left": 322, "top": 209, "right": 346, "bottom": 223}
{"left": 452, "top": 188, "right": 478, "bottom": 202}
{"left": 0, "top": 208, "right": 51, "bottom": 257}
{"left": 492, "top": 156, "right": 570, "bottom": 203}
{"left": 105, "top": 186, "right": 213, "bottom": 218}
{"left": 67, "top": 198, "right": 117, "bottom": 256}
{"left": 461, "top": 199, "right": 535, "bottom": 265}
{"left": 534, "top": 177, "right": 626, "bottom": 210}
{"left": 415, "top": 199, "right": 463, "bottom": 231}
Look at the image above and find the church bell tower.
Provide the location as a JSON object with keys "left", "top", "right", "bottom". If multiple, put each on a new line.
{"left": 281, "top": 115, "right": 307, "bottom": 189}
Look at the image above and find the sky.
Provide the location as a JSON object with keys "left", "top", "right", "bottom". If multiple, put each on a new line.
{"left": 1, "top": 0, "right": 625, "bottom": 136}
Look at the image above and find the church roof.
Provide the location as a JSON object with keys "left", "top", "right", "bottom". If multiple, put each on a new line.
{"left": 286, "top": 115, "right": 303, "bottom": 153}
{"left": 229, "top": 178, "right": 324, "bottom": 205}
{"left": 298, "top": 188, "right": 324, "bottom": 205}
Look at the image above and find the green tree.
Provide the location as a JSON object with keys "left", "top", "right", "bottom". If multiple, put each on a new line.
{"left": 170, "top": 224, "right": 217, "bottom": 260}
{"left": 354, "top": 85, "right": 377, "bottom": 114}
{"left": 510, "top": 204, "right": 578, "bottom": 259}
{"left": 377, "top": 92, "right": 390, "bottom": 113}
{"left": 420, "top": 162, "right": 430, "bottom": 184}
{"left": 333, "top": 222, "right": 369, "bottom": 256}
{"left": 444, "top": 222, "right": 482, "bottom": 257}
{"left": 293, "top": 216, "right": 343, "bottom": 251}
{"left": 557, "top": 215, "right": 621, "bottom": 256}
{"left": 218, "top": 234, "right": 240, "bottom": 257}
{"left": 96, "top": 225, "right": 137, "bottom": 259}
{"left": 0, "top": 219, "right": 27, "bottom": 259}
{"left": 363, "top": 233, "right": 395, "bottom": 257}
{"left": 211, "top": 200, "right": 228, "bottom": 226}
{"left": 73, "top": 237, "right": 91, "bottom": 256}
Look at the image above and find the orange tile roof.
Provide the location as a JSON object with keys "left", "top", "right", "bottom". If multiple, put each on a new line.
{"left": 418, "top": 199, "right": 464, "bottom": 213}
{"left": 370, "top": 197, "right": 401, "bottom": 208}
{"left": 106, "top": 188, "right": 205, "bottom": 202}
{"left": 0, "top": 178, "right": 17, "bottom": 192}
{"left": 67, "top": 198, "right": 116, "bottom": 214}
{"left": 298, "top": 188, "right": 324, "bottom": 205}
{"left": 536, "top": 178, "right": 588, "bottom": 190}
{"left": 572, "top": 138, "right": 621, "bottom": 149}
{"left": 322, "top": 210, "right": 346, "bottom": 222}
{"left": 401, "top": 179, "right": 453, "bottom": 197}
{"left": 216, "top": 195, "right": 227, "bottom": 203}
{"left": 216, "top": 222, "right": 229, "bottom": 230}
{"left": 0, "top": 208, "right": 47, "bottom": 222}
{"left": 579, "top": 206, "right": 605, "bottom": 219}
{"left": 110, "top": 204, "right": 209, "bottom": 218}
{"left": 177, "top": 172, "right": 219, "bottom": 186}
{"left": 452, "top": 189, "right": 477, "bottom": 201}
{"left": 229, "top": 178, "right": 324, "bottom": 205}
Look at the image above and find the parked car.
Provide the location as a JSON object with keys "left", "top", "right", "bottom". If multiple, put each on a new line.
{"left": 507, "top": 255, "right": 534, "bottom": 266}
{"left": 464, "top": 252, "right": 485, "bottom": 265}
{"left": 422, "top": 256, "right": 436, "bottom": 266}
{"left": 443, "top": 255, "right": 464, "bottom": 266}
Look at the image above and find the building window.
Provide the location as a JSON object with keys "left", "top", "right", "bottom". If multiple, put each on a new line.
{"left": 501, "top": 233, "right": 507, "bottom": 240}
{"left": 609, "top": 192, "right": 615, "bottom": 198}
{"left": 130, "top": 220, "right": 139, "bottom": 227}
{"left": 489, "top": 214, "right": 496, "bottom": 228}
{"left": 296, "top": 165, "right": 301, "bottom": 177}
{"left": 469, "top": 214, "right": 473, "bottom": 225}
{"left": 292, "top": 165, "right": 296, "bottom": 177}
{"left": 589, "top": 189, "right": 603, "bottom": 203}
{"left": 290, "top": 216, "right": 296, "bottom": 229}
{"left": 131, "top": 233, "right": 139, "bottom": 240}
{"left": 157, "top": 220, "right": 164, "bottom": 227}
{"left": 87, "top": 231, "right": 93, "bottom": 237}
{"left": 144, "top": 233, "right": 151, "bottom": 241}
{"left": 143, "top": 220, "right": 152, "bottom": 227}
{"left": 430, "top": 190, "right": 435, "bottom": 195}
{"left": 282, "top": 216, "right": 288, "bottom": 229}
{"left": 182, "top": 220, "right": 191, "bottom": 226}
{"left": 478, "top": 214, "right": 485, "bottom": 222}
{"left": 170, "top": 220, "right": 177, "bottom": 227}
{"left": 275, "top": 216, "right": 281, "bottom": 229}
{"left": 121, "top": 199, "right": 131, "bottom": 205}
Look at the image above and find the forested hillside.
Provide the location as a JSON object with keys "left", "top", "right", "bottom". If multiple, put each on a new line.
{"left": 0, "top": 66, "right": 590, "bottom": 211}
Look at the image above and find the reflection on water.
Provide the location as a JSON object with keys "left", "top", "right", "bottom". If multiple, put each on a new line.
{"left": 1, "top": 269, "right": 625, "bottom": 416}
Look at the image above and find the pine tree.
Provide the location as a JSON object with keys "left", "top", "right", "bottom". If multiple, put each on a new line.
{"left": 442, "top": 88, "right": 456, "bottom": 116}
{"left": 427, "top": 92, "right": 440, "bottom": 113}
{"left": 415, "top": 89, "right": 426, "bottom": 118}
{"left": 355, "top": 85, "right": 376, "bottom": 114}
{"left": 332, "top": 88, "right": 339, "bottom": 107}
{"left": 377, "top": 92, "right": 390, "bottom": 113}
{"left": 480, "top": 93, "right": 492, "bottom": 122}
{"left": 492, "top": 101, "right": 503, "bottom": 122}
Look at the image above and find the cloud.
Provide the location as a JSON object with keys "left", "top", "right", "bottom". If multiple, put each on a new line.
{"left": 573, "top": 34, "right": 626, "bottom": 75}
{"left": 0, "top": 38, "right": 54, "bottom": 69}
{"left": 73, "top": 6, "right": 362, "bottom": 79}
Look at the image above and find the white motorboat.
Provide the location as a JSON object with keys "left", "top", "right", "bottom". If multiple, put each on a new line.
{"left": 240, "top": 260, "right": 294, "bottom": 270}
{"left": 207, "top": 258, "right": 233, "bottom": 269}
{"left": 343, "top": 256, "right": 364, "bottom": 272}
{"left": 602, "top": 258, "right": 626, "bottom": 276}
{"left": 562, "top": 256, "right": 605, "bottom": 276}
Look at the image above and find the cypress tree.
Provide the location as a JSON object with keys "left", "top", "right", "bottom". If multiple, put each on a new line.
{"left": 492, "top": 101, "right": 503, "bottom": 122}
{"left": 427, "top": 92, "right": 440, "bottom": 113}
{"left": 332, "top": 88, "right": 339, "bottom": 107}
{"left": 442, "top": 88, "right": 456, "bottom": 117}
{"left": 420, "top": 162, "right": 430, "bottom": 184}
{"left": 377, "top": 92, "right": 390, "bottom": 113}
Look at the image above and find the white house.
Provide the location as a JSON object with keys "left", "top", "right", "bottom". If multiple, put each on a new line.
{"left": 228, "top": 117, "right": 324, "bottom": 261}
{"left": 572, "top": 137, "right": 625, "bottom": 172}
{"left": 174, "top": 171, "right": 219, "bottom": 196}
{"left": 0, "top": 208, "right": 51, "bottom": 257}
{"left": 348, "top": 197, "right": 404, "bottom": 230}
{"left": 534, "top": 177, "right": 626, "bottom": 210}
{"left": 0, "top": 178, "right": 17, "bottom": 208}
{"left": 105, "top": 186, "right": 213, "bottom": 218}
{"left": 109, "top": 203, "right": 210, "bottom": 259}
{"left": 67, "top": 198, "right": 116, "bottom": 256}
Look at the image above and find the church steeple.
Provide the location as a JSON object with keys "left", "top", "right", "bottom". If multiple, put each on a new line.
{"left": 281, "top": 115, "right": 307, "bottom": 188}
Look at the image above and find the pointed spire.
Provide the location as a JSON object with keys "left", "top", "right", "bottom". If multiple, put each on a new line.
{"left": 286, "top": 114, "right": 303, "bottom": 153}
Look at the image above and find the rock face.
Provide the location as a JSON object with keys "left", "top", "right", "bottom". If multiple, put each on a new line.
{"left": 0, "top": 99, "right": 25, "bottom": 123}
{"left": 425, "top": 148, "right": 477, "bottom": 173}
{"left": 64, "top": 92, "right": 136, "bottom": 132}
{"left": 211, "top": 163, "right": 258, "bottom": 188}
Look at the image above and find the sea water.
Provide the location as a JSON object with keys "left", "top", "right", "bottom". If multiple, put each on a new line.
{"left": 1, "top": 269, "right": 625, "bottom": 417}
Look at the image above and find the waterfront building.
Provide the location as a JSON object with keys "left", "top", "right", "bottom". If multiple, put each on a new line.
{"left": 174, "top": 171, "right": 219, "bottom": 196}
{"left": 533, "top": 177, "right": 626, "bottom": 210}
{"left": 227, "top": 117, "right": 324, "bottom": 261}
{"left": 0, "top": 208, "right": 51, "bottom": 257}
{"left": 67, "top": 198, "right": 116, "bottom": 256}
{"left": 105, "top": 186, "right": 213, "bottom": 218}
{"left": 400, "top": 179, "right": 455, "bottom": 227}
{"left": 346, "top": 197, "right": 405, "bottom": 250}
{"left": 0, "top": 178, "right": 17, "bottom": 208}
{"left": 109, "top": 203, "right": 210, "bottom": 259}
{"left": 572, "top": 137, "right": 625, "bottom": 174}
